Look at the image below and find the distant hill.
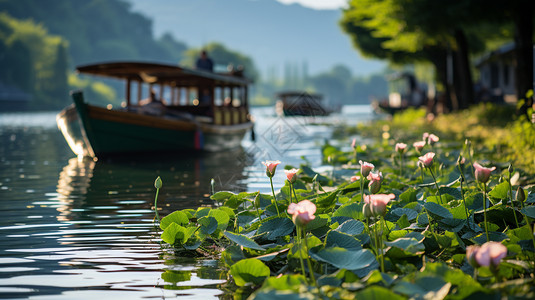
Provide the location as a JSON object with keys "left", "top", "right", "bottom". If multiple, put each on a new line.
{"left": 126, "top": 0, "right": 386, "bottom": 77}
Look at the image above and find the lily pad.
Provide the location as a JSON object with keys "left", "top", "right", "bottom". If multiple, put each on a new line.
{"left": 230, "top": 258, "right": 270, "bottom": 286}
{"left": 224, "top": 231, "right": 265, "bottom": 251}
{"left": 309, "top": 246, "right": 376, "bottom": 270}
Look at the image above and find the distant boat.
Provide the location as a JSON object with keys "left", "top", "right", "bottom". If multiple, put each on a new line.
{"left": 57, "top": 62, "right": 253, "bottom": 158}
{"left": 371, "top": 72, "right": 426, "bottom": 115}
{"left": 274, "top": 91, "right": 338, "bottom": 117}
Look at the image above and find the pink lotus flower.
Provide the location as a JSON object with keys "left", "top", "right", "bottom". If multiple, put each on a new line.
{"left": 287, "top": 200, "right": 316, "bottom": 226}
{"left": 468, "top": 242, "right": 507, "bottom": 269}
{"left": 395, "top": 143, "right": 407, "bottom": 154}
{"left": 362, "top": 193, "right": 395, "bottom": 218}
{"left": 418, "top": 152, "right": 435, "bottom": 168}
{"left": 427, "top": 133, "right": 439, "bottom": 145}
{"left": 351, "top": 138, "right": 357, "bottom": 149}
{"left": 284, "top": 168, "right": 299, "bottom": 184}
{"left": 413, "top": 141, "right": 426, "bottom": 152}
{"left": 359, "top": 160, "right": 374, "bottom": 177}
{"left": 262, "top": 160, "right": 281, "bottom": 178}
{"left": 350, "top": 175, "right": 360, "bottom": 182}
{"left": 367, "top": 171, "right": 383, "bottom": 194}
{"left": 473, "top": 162, "right": 496, "bottom": 183}
{"left": 466, "top": 245, "right": 480, "bottom": 268}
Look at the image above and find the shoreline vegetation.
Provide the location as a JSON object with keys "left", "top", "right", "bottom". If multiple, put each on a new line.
{"left": 155, "top": 103, "right": 535, "bottom": 299}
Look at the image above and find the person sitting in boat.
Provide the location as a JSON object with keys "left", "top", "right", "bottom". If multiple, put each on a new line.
{"left": 139, "top": 89, "right": 167, "bottom": 116}
{"left": 196, "top": 50, "right": 214, "bottom": 72}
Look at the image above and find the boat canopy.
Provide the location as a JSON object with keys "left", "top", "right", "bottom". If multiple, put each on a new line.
{"left": 76, "top": 61, "right": 250, "bottom": 87}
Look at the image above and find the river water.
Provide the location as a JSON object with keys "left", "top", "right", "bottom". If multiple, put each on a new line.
{"left": 0, "top": 105, "right": 375, "bottom": 299}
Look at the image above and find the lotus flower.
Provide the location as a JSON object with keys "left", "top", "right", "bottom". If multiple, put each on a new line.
{"left": 367, "top": 171, "right": 383, "bottom": 194}
{"left": 473, "top": 162, "right": 496, "bottom": 183}
{"left": 359, "top": 160, "right": 374, "bottom": 177}
{"left": 284, "top": 168, "right": 299, "bottom": 183}
{"left": 287, "top": 200, "right": 316, "bottom": 226}
{"left": 362, "top": 193, "right": 395, "bottom": 218}
{"left": 262, "top": 160, "right": 281, "bottom": 178}
{"left": 467, "top": 242, "right": 507, "bottom": 269}
{"left": 350, "top": 175, "right": 360, "bottom": 182}
{"left": 395, "top": 143, "right": 407, "bottom": 154}
{"left": 413, "top": 141, "right": 426, "bottom": 153}
{"left": 418, "top": 152, "right": 435, "bottom": 168}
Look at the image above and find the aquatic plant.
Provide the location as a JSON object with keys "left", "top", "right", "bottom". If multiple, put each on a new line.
{"left": 155, "top": 130, "right": 535, "bottom": 299}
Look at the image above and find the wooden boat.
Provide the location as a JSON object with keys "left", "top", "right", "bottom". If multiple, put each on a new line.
{"left": 274, "top": 91, "right": 337, "bottom": 116}
{"left": 57, "top": 62, "right": 253, "bottom": 158}
{"left": 371, "top": 72, "right": 426, "bottom": 115}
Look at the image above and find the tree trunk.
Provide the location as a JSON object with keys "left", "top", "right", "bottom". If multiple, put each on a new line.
{"left": 513, "top": 3, "right": 534, "bottom": 117}
{"left": 427, "top": 48, "right": 453, "bottom": 114}
{"left": 454, "top": 29, "right": 475, "bottom": 109}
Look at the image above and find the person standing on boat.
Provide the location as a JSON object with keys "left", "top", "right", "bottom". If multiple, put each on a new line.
{"left": 196, "top": 50, "right": 214, "bottom": 72}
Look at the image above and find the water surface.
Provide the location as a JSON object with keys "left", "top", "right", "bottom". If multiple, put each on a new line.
{"left": 0, "top": 105, "right": 374, "bottom": 299}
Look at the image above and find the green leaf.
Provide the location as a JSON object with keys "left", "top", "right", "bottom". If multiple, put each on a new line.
{"left": 355, "top": 286, "right": 405, "bottom": 300}
{"left": 385, "top": 237, "right": 425, "bottom": 258}
{"left": 399, "top": 187, "right": 418, "bottom": 204}
{"left": 224, "top": 231, "right": 265, "bottom": 251}
{"left": 488, "top": 181, "right": 510, "bottom": 200}
{"left": 229, "top": 258, "right": 270, "bottom": 286}
{"left": 439, "top": 187, "right": 462, "bottom": 200}
{"left": 209, "top": 208, "right": 230, "bottom": 231}
{"left": 335, "top": 219, "right": 365, "bottom": 235}
{"left": 333, "top": 202, "right": 363, "bottom": 220}
{"left": 309, "top": 247, "right": 376, "bottom": 270}
{"left": 160, "top": 210, "right": 189, "bottom": 230}
{"left": 161, "top": 222, "right": 181, "bottom": 245}
{"left": 424, "top": 202, "right": 453, "bottom": 219}
{"left": 521, "top": 206, "right": 535, "bottom": 219}
{"left": 210, "top": 191, "right": 235, "bottom": 202}
{"left": 396, "top": 214, "right": 410, "bottom": 229}
{"left": 326, "top": 230, "right": 362, "bottom": 251}
{"left": 257, "top": 217, "right": 295, "bottom": 240}
{"left": 316, "top": 190, "right": 340, "bottom": 208}
{"left": 198, "top": 216, "right": 218, "bottom": 235}
{"left": 260, "top": 274, "right": 307, "bottom": 291}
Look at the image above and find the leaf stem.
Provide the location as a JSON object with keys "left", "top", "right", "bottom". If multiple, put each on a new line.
{"left": 269, "top": 176, "right": 281, "bottom": 217}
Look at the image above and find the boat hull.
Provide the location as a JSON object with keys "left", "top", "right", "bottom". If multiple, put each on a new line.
{"left": 57, "top": 98, "right": 252, "bottom": 158}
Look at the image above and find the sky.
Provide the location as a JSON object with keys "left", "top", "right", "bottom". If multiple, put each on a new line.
{"left": 127, "top": 0, "right": 385, "bottom": 77}
{"left": 275, "top": 0, "right": 348, "bottom": 10}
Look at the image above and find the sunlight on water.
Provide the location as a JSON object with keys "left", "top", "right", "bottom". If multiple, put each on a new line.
{"left": 0, "top": 105, "right": 375, "bottom": 298}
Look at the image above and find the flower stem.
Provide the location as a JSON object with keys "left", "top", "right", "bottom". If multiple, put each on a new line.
{"left": 302, "top": 228, "right": 317, "bottom": 286}
{"left": 253, "top": 192, "right": 263, "bottom": 223}
{"left": 154, "top": 186, "right": 160, "bottom": 225}
{"left": 508, "top": 174, "right": 520, "bottom": 229}
{"left": 460, "top": 178, "right": 469, "bottom": 219}
{"left": 483, "top": 182, "right": 489, "bottom": 242}
{"left": 378, "top": 216, "right": 385, "bottom": 273}
{"left": 428, "top": 167, "right": 443, "bottom": 204}
{"left": 297, "top": 227, "right": 308, "bottom": 283}
{"left": 399, "top": 153, "right": 403, "bottom": 176}
{"left": 269, "top": 176, "right": 281, "bottom": 217}
{"left": 360, "top": 176, "right": 365, "bottom": 202}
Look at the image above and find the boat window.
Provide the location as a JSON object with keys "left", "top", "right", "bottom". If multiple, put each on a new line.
{"left": 189, "top": 87, "right": 198, "bottom": 106}
{"left": 214, "top": 87, "right": 223, "bottom": 106}
{"left": 232, "top": 87, "right": 242, "bottom": 107}
{"left": 223, "top": 87, "right": 232, "bottom": 107}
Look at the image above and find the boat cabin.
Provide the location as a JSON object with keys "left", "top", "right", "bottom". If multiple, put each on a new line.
{"left": 76, "top": 62, "right": 251, "bottom": 125}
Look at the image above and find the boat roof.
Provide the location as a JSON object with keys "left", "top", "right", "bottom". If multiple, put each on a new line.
{"left": 76, "top": 61, "right": 250, "bottom": 86}
{"left": 275, "top": 91, "right": 323, "bottom": 98}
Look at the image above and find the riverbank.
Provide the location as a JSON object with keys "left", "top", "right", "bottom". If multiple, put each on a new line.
{"left": 336, "top": 103, "right": 535, "bottom": 185}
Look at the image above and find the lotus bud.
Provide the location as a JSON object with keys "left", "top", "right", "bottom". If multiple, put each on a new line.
{"left": 154, "top": 176, "right": 162, "bottom": 189}
{"left": 516, "top": 186, "right": 526, "bottom": 202}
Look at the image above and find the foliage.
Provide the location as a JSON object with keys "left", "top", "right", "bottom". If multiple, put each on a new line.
{"left": 156, "top": 125, "right": 535, "bottom": 298}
